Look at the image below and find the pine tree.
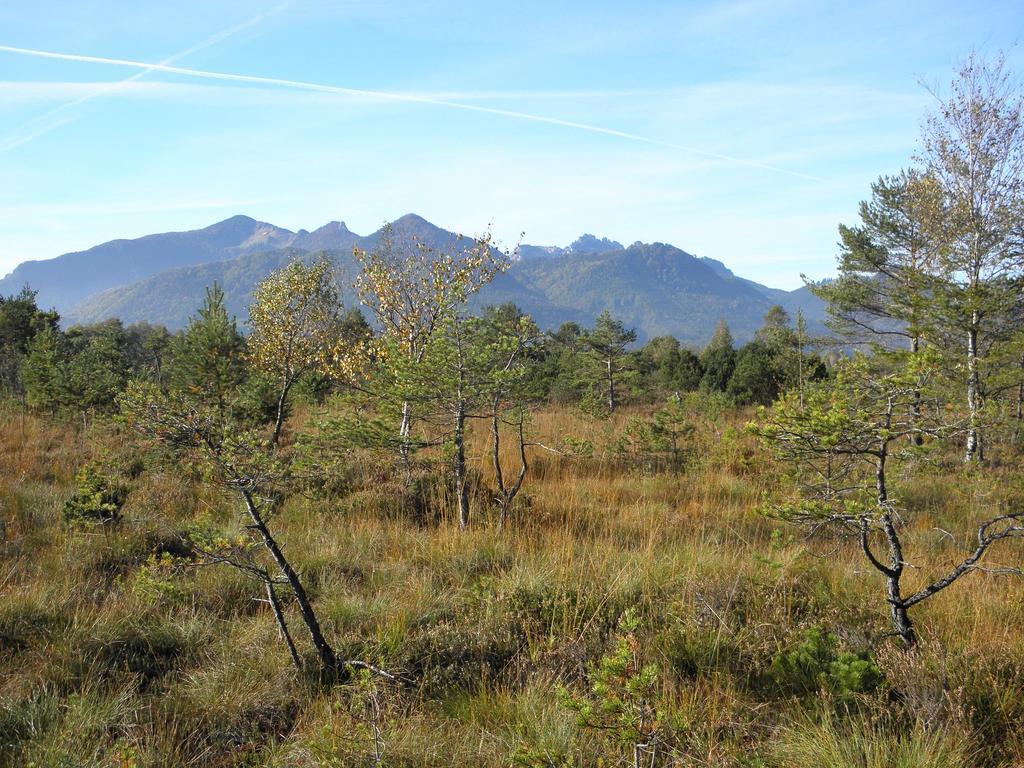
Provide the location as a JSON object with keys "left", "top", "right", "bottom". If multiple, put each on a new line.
{"left": 0, "top": 287, "right": 60, "bottom": 397}
{"left": 583, "top": 311, "right": 637, "bottom": 412}
{"left": 64, "top": 321, "right": 129, "bottom": 418}
{"left": 20, "top": 327, "right": 67, "bottom": 413}
{"left": 473, "top": 304, "right": 542, "bottom": 527}
{"left": 814, "top": 169, "right": 941, "bottom": 353}
{"left": 727, "top": 341, "right": 782, "bottom": 405}
{"left": 752, "top": 353, "right": 1024, "bottom": 647}
{"left": 167, "top": 284, "right": 247, "bottom": 420}
{"left": 699, "top": 320, "right": 736, "bottom": 393}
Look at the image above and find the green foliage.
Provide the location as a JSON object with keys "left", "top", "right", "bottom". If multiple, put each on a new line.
{"left": 752, "top": 352, "right": 942, "bottom": 520}
{"left": 814, "top": 170, "right": 939, "bottom": 348}
{"left": 122, "top": 321, "right": 173, "bottom": 383}
{"left": 612, "top": 415, "right": 659, "bottom": 463}
{"left": 19, "top": 321, "right": 130, "bottom": 416}
{"left": 700, "top": 320, "right": 737, "bottom": 393}
{"left": 63, "top": 321, "right": 131, "bottom": 414}
{"left": 0, "top": 286, "right": 60, "bottom": 396}
{"left": 638, "top": 335, "right": 704, "bottom": 394}
{"left": 728, "top": 341, "right": 784, "bottom": 405}
{"left": 19, "top": 326, "right": 66, "bottom": 412}
{"left": 125, "top": 552, "right": 189, "bottom": 605}
{"left": 61, "top": 465, "right": 128, "bottom": 525}
{"left": 166, "top": 283, "right": 247, "bottom": 418}
{"left": 581, "top": 310, "right": 638, "bottom": 412}
{"left": 558, "top": 608, "right": 680, "bottom": 766}
{"left": 611, "top": 398, "right": 694, "bottom": 471}
{"left": 768, "top": 627, "right": 881, "bottom": 701}
{"left": 651, "top": 396, "right": 694, "bottom": 466}
{"left": 561, "top": 435, "right": 594, "bottom": 458}
{"left": 232, "top": 371, "right": 281, "bottom": 426}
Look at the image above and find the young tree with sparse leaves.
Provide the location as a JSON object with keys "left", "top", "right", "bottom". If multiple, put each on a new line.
{"left": 353, "top": 226, "right": 510, "bottom": 460}
{"left": 917, "top": 53, "right": 1024, "bottom": 463}
{"left": 752, "top": 354, "right": 1024, "bottom": 647}
{"left": 119, "top": 381, "right": 392, "bottom": 680}
{"left": 472, "top": 304, "right": 543, "bottom": 527}
{"left": 247, "top": 258, "right": 347, "bottom": 447}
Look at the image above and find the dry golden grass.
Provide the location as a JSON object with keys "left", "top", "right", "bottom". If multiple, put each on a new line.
{"left": 1, "top": 403, "right": 1022, "bottom": 766}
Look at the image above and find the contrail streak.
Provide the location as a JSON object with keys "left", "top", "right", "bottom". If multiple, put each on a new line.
{"left": 0, "top": 1, "right": 295, "bottom": 154}
{"left": 0, "top": 116, "right": 78, "bottom": 155}
{"left": 0, "top": 43, "right": 822, "bottom": 181}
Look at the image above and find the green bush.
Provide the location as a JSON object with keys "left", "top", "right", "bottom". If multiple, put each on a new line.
{"left": 557, "top": 608, "right": 685, "bottom": 766}
{"left": 61, "top": 465, "right": 127, "bottom": 525}
{"left": 768, "top": 627, "right": 881, "bottom": 701}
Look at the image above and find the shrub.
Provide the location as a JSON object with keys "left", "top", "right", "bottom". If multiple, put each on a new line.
{"left": 61, "top": 465, "right": 127, "bottom": 525}
{"left": 126, "top": 552, "right": 189, "bottom": 606}
{"left": 558, "top": 608, "right": 682, "bottom": 767}
{"left": 768, "top": 626, "right": 881, "bottom": 701}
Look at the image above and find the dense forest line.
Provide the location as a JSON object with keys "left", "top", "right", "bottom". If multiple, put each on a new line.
{"left": 0, "top": 284, "right": 825, "bottom": 423}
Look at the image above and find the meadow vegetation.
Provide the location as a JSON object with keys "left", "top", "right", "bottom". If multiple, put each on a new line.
{"left": 1, "top": 53, "right": 1024, "bottom": 768}
{"left": 2, "top": 393, "right": 1023, "bottom": 767}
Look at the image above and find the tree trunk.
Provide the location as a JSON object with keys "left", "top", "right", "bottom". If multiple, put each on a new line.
{"left": 268, "top": 378, "right": 293, "bottom": 448}
{"left": 965, "top": 319, "right": 980, "bottom": 463}
{"left": 876, "top": 447, "right": 888, "bottom": 506}
{"left": 492, "top": 405, "right": 505, "bottom": 527}
{"left": 399, "top": 400, "right": 412, "bottom": 443}
{"left": 888, "top": 584, "right": 917, "bottom": 648}
{"left": 606, "top": 358, "right": 615, "bottom": 412}
{"left": 881, "top": 512, "right": 917, "bottom": 648}
{"left": 909, "top": 335, "right": 923, "bottom": 447}
{"left": 242, "top": 490, "right": 336, "bottom": 671}
{"left": 869, "top": 436, "right": 917, "bottom": 648}
{"left": 493, "top": 405, "right": 528, "bottom": 529}
{"left": 454, "top": 399, "right": 469, "bottom": 529}
{"left": 265, "top": 580, "right": 303, "bottom": 670}
{"left": 1015, "top": 352, "right": 1023, "bottom": 440}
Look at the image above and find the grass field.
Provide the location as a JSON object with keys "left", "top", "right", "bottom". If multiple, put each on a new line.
{"left": 2, "top": 400, "right": 1023, "bottom": 767}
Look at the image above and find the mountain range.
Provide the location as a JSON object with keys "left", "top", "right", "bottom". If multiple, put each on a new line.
{"left": 0, "top": 214, "right": 826, "bottom": 346}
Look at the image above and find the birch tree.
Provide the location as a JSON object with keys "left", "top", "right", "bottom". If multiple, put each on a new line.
{"left": 917, "top": 53, "right": 1024, "bottom": 462}
{"left": 353, "top": 226, "right": 509, "bottom": 460}
{"left": 247, "top": 258, "right": 346, "bottom": 447}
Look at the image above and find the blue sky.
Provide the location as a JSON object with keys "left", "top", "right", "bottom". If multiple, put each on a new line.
{"left": 1, "top": 0, "right": 1021, "bottom": 289}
